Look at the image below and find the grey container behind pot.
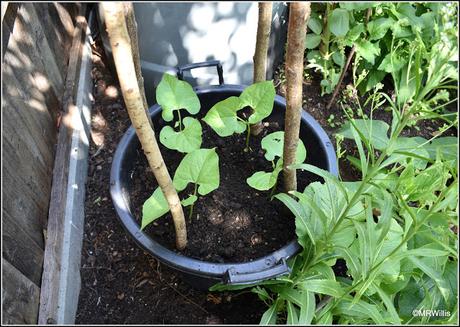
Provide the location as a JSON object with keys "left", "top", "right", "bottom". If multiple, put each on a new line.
{"left": 96, "top": 2, "right": 288, "bottom": 105}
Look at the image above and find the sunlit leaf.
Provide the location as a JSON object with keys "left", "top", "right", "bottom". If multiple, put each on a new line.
{"left": 240, "top": 81, "right": 276, "bottom": 125}
{"left": 159, "top": 117, "right": 202, "bottom": 153}
{"left": 202, "top": 96, "right": 246, "bottom": 137}
{"left": 173, "top": 148, "right": 219, "bottom": 195}
{"left": 156, "top": 73, "right": 200, "bottom": 122}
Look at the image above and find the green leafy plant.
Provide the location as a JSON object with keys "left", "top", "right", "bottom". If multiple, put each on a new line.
{"left": 142, "top": 148, "right": 220, "bottom": 228}
{"left": 305, "top": 2, "right": 458, "bottom": 105}
{"left": 209, "top": 59, "right": 458, "bottom": 323}
{"left": 246, "top": 131, "right": 306, "bottom": 193}
{"left": 305, "top": 3, "right": 376, "bottom": 95}
{"left": 203, "top": 80, "right": 276, "bottom": 151}
{"left": 157, "top": 73, "right": 202, "bottom": 153}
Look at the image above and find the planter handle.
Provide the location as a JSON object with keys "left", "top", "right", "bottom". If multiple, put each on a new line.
{"left": 224, "top": 257, "right": 290, "bottom": 285}
{"left": 176, "top": 60, "right": 224, "bottom": 85}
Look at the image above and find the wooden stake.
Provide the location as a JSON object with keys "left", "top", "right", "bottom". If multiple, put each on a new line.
{"left": 123, "top": 3, "right": 148, "bottom": 111}
{"left": 250, "top": 2, "right": 273, "bottom": 136}
{"left": 102, "top": 2, "right": 187, "bottom": 249}
{"left": 283, "top": 2, "right": 310, "bottom": 192}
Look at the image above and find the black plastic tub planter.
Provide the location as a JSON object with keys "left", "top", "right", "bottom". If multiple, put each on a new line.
{"left": 110, "top": 62, "right": 338, "bottom": 290}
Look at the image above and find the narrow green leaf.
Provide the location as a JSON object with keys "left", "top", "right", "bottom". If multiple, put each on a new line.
{"left": 278, "top": 288, "right": 304, "bottom": 307}
{"left": 253, "top": 286, "right": 271, "bottom": 302}
{"left": 376, "top": 189, "right": 394, "bottom": 244}
{"left": 260, "top": 299, "right": 280, "bottom": 325}
{"left": 298, "top": 279, "right": 346, "bottom": 298}
{"left": 288, "top": 164, "right": 348, "bottom": 202}
{"left": 275, "top": 193, "right": 315, "bottom": 247}
{"left": 292, "top": 191, "right": 330, "bottom": 237}
{"left": 337, "top": 119, "right": 390, "bottom": 150}
{"left": 287, "top": 301, "right": 299, "bottom": 325}
{"left": 408, "top": 256, "right": 451, "bottom": 305}
{"left": 316, "top": 310, "right": 333, "bottom": 325}
{"left": 335, "top": 246, "right": 360, "bottom": 279}
{"left": 334, "top": 298, "right": 386, "bottom": 324}
{"left": 298, "top": 291, "right": 315, "bottom": 324}
{"left": 309, "top": 262, "right": 336, "bottom": 280}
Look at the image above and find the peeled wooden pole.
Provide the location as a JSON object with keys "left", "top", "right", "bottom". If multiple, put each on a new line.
{"left": 283, "top": 2, "right": 310, "bottom": 192}
{"left": 102, "top": 2, "right": 187, "bottom": 249}
{"left": 250, "top": 2, "right": 273, "bottom": 136}
{"left": 123, "top": 3, "right": 148, "bottom": 111}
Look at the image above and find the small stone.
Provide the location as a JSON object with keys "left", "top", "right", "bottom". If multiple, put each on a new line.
{"left": 96, "top": 165, "right": 102, "bottom": 171}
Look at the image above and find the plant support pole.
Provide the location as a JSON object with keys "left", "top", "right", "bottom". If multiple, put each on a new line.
{"left": 283, "top": 2, "right": 310, "bottom": 192}
{"left": 102, "top": 2, "right": 187, "bottom": 249}
{"left": 250, "top": 2, "right": 273, "bottom": 136}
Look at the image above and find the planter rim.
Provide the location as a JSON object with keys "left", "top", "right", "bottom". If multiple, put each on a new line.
{"left": 110, "top": 83, "right": 338, "bottom": 282}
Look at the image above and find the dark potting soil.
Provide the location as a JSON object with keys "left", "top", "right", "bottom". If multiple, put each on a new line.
{"left": 129, "top": 109, "right": 314, "bottom": 262}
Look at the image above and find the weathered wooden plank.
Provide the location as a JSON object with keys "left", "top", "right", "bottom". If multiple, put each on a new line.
{"left": 25, "top": 3, "right": 65, "bottom": 86}
{"left": 19, "top": 4, "right": 64, "bottom": 96}
{"left": 2, "top": 210, "right": 44, "bottom": 286}
{"left": 1, "top": 2, "right": 18, "bottom": 58}
{"left": 2, "top": 97, "right": 53, "bottom": 177}
{"left": 53, "top": 3, "right": 76, "bottom": 42}
{"left": 32, "top": 3, "right": 73, "bottom": 79}
{"left": 2, "top": 156, "right": 48, "bottom": 248}
{"left": 2, "top": 259, "right": 40, "bottom": 325}
{"left": 2, "top": 67, "right": 57, "bottom": 165}
{"left": 4, "top": 4, "right": 62, "bottom": 121}
{"left": 39, "top": 4, "right": 88, "bottom": 324}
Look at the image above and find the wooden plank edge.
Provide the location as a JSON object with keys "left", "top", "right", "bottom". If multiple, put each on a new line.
{"left": 55, "top": 13, "right": 93, "bottom": 323}
{"left": 37, "top": 4, "right": 90, "bottom": 325}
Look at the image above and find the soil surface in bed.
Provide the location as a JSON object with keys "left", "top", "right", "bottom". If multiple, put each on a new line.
{"left": 77, "top": 39, "right": 456, "bottom": 324}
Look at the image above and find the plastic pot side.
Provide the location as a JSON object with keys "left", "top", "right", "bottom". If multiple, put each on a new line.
{"left": 110, "top": 84, "right": 338, "bottom": 290}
